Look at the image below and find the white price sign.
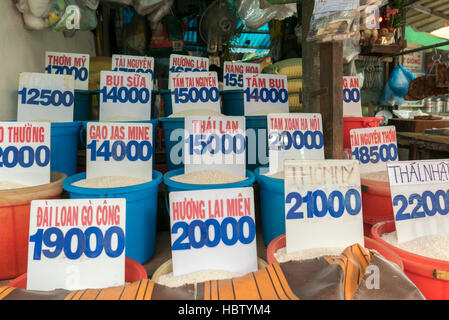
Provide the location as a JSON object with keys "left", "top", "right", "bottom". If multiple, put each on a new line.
{"left": 284, "top": 160, "right": 364, "bottom": 253}
{"left": 99, "top": 71, "right": 153, "bottom": 122}
{"left": 388, "top": 160, "right": 449, "bottom": 243}
{"left": 223, "top": 62, "right": 260, "bottom": 91}
{"left": 17, "top": 72, "right": 75, "bottom": 122}
{"left": 169, "top": 187, "right": 258, "bottom": 276}
{"left": 86, "top": 122, "right": 153, "bottom": 181}
{"left": 184, "top": 116, "right": 246, "bottom": 177}
{"left": 243, "top": 74, "right": 289, "bottom": 115}
{"left": 112, "top": 54, "right": 154, "bottom": 80}
{"left": 170, "top": 72, "right": 220, "bottom": 115}
{"left": 268, "top": 113, "right": 324, "bottom": 175}
{"left": 169, "top": 54, "right": 209, "bottom": 89}
{"left": 27, "top": 198, "right": 126, "bottom": 291}
{"left": 343, "top": 76, "right": 362, "bottom": 117}
{"left": 350, "top": 126, "right": 398, "bottom": 174}
{"left": 45, "top": 52, "right": 90, "bottom": 90}
{"left": 0, "top": 122, "right": 50, "bottom": 187}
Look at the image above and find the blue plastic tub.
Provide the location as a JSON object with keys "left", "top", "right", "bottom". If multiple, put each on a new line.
{"left": 74, "top": 90, "right": 95, "bottom": 121}
{"left": 246, "top": 116, "right": 269, "bottom": 171}
{"left": 51, "top": 122, "right": 82, "bottom": 176}
{"left": 254, "top": 167, "right": 284, "bottom": 246}
{"left": 63, "top": 170, "right": 163, "bottom": 264}
{"left": 160, "top": 117, "right": 184, "bottom": 171}
{"left": 221, "top": 90, "right": 244, "bottom": 116}
{"left": 160, "top": 90, "right": 173, "bottom": 117}
{"left": 163, "top": 168, "right": 256, "bottom": 214}
{"left": 79, "top": 119, "right": 158, "bottom": 167}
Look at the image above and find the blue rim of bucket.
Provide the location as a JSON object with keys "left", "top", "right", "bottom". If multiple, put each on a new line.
{"left": 63, "top": 170, "right": 163, "bottom": 195}
{"left": 254, "top": 166, "right": 283, "bottom": 191}
{"left": 164, "top": 168, "right": 255, "bottom": 190}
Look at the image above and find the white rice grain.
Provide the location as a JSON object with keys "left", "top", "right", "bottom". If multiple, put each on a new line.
{"left": 274, "top": 247, "right": 345, "bottom": 263}
{"left": 168, "top": 109, "right": 223, "bottom": 118}
{"left": 381, "top": 231, "right": 449, "bottom": 261}
{"left": 72, "top": 176, "right": 150, "bottom": 188}
{"left": 170, "top": 170, "right": 245, "bottom": 185}
{"left": 156, "top": 270, "right": 242, "bottom": 288}
{"left": 0, "top": 181, "right": 29, "bottom": 190}
{"left": 265, "top": 171, "right": 284, "bottom": 180}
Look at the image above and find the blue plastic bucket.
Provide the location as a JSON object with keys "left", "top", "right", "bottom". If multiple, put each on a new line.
{"left": 163, "top": 168, "right": 256, "bottom": 214}
{"left": 74, "top": 90, "right": 94, "bottom": 121}
{"left": 160, "top": 117, "right": 184, "bottom": 171}
{"left": 51, "top": 122, "right": 82, "bottom": 176}
{"left": 246, "top": 116, "right": 269, "bottom": 171}
{"left": 79, "top": 119, "right": 158, "bottom": 167}
{"left": 221, "top": 90, "right": 244, "bottom": 116}
{"left": 63, "top": 170, "right": 163, "bottom": 264}
{"left": 160, "top": 90, "right": 173, "bottom": 117}
{"left": 254, "top": 166, "right": 284, "bottom": 246}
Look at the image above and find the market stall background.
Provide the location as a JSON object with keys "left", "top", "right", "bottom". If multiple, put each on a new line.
{"left": 1, "top": 0, "right": 449, "bottom": 301}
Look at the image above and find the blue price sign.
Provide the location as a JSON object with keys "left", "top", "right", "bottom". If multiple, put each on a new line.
{"left": 45, "top": 52, "right": 90, "bottom": 90}
{"left": 112, "top": 54, "right": 154, "bottom": 80}
{"left": 0, "top": 122, "right": 51, "bottom": 187}
{"left": 184, "top": 116, "right": 246, "bottom": 177}
{"left": 17, "top": 72, "right": 75, "bottom": 122}
{"left": 387, "top": 160, "right": 449, "bottom": 243}
{"left": 169, "top": 72, "right": 221, "bottom": 115}
{"left": 350, "top": 126, "right": 398, "bottom": 174}
{"left": 223, "top": 62, "right": 260, "bottom": 90}
{"left": 169, "top": 187, "right": 258, "bottom": 277}
{"left": 284, "top": 159, "right": 364, "bottom": 253}
{"left": 86, "top": 122, "right": 153, "bottom": 181}
{"left": 99, "top": 71, "right": 153, "bottom": 121}
{"left": 27, "top": 198, "right": 126, "bottom": 291}
{"left": 268, "top": 113, "right": 324, "bottom": 175}
{"left": 243, "top": 74, "right": 289, "bottom": 115}
{"left": 342, "top": 76, "right": 362, "bottom": 117}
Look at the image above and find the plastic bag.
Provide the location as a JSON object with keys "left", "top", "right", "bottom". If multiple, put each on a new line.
{"left": 146, "top": 0, "right": 174, "bottom": 30}
{"left": 133, "top": 0, "right": 165, "bottom": 16}
{"left": 78, "top": 0, "right": 99, "bottom": 10}
{"left": 236, "top": 0, "right": 296, "bottom": 30}
{"left": 343, "top": 37, "right": 361, "bottom": 63}
{"left": 389, "top": 65, "right": 416, "bottom": 97}
{"left": 307, "top": 9, "right": 360, "bottom": 43}
{"left": 380, "top": 65, "right": 417, "bottom": 105}
{"left": 123, "top": 13, "right": 151, "bottom": 55}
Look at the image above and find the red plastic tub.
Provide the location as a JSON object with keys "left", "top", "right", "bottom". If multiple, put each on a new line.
{"left": 361, "top": 177, "right": 394, "bottom": 226}
{"left": 371, "top": 220, "right": 449, "bottom": 300}
{"left": 343, "top": 117, "right": 383, "bottom": 151}
{"left": 266, "top": 233, "right": 404, "bottom": 271}
{"left": 0, "top": 172, "right": 66, "bottom": 280}
{"left": 6, "top": 257, "right": 148, "bottom": 289}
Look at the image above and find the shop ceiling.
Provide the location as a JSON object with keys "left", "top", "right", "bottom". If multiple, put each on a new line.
{"left": 405, "top": 0, "right": 449, "bottom": 33}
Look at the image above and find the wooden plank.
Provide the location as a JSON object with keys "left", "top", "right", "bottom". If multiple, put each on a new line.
{"left": 319, "top": 42, "right": 343, "bottom": 159}
{"left": 302, "top": 0, "right": 320, "bottom": 114}
{"left": 389, "top": 118, "right": 449, "bottom": 132}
